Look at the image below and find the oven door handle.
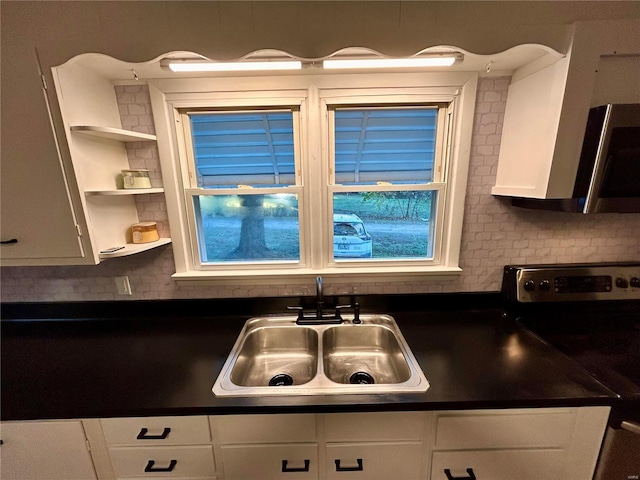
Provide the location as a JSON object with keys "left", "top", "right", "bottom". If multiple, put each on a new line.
{"left": 620, "top": 420, "right": 640, "bottom": 436}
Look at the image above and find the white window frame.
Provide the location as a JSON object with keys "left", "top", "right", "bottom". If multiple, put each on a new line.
{"left": 148, "top": 72, "right": 477, "bottom": 284}
{"left": 178, "top": 106, "right": 307, "bottom": 270}
{"left": 322, "top": 98, "right": 452, "bottom": 268}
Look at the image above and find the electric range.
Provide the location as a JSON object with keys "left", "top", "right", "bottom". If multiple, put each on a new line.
{"left": 501, "top": 262, "right": 640, "bottom": 479}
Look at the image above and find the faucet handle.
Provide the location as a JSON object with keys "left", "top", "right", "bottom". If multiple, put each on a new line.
{"left": 286, "top": 305, "right": 305, "bottom": 321}
{"left": 335, "top": 302, "right": 361, "bottom": 323}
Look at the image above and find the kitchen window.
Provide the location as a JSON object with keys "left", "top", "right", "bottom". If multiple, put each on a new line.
{"left": 327, "top": 105, "right": 449, "bottom": 263}
{"left": 181, "top": 109, "right": 302, "bottom": 264}
{"left": 149, "top": 72, "right": 477, "bottom": 282}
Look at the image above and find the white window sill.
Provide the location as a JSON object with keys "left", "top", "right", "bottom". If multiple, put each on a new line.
{"left": 171, "top": 266, "right": 462, "bottom": 286}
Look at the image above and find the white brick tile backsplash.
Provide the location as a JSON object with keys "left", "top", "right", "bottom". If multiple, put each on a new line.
{"left": 1, "top": 77, "right": 639, "bottom": 302}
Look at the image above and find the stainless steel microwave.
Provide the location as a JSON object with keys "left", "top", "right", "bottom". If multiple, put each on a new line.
{"left": 512, "top": 103, "right": 640, "bottom": 213}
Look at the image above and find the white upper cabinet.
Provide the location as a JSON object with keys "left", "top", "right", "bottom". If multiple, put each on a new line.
{"left": 0, "top": 47, "right": 87, "bottom": 265}
{"left": 492, "top": 19, "right": 640, "bottom": 199}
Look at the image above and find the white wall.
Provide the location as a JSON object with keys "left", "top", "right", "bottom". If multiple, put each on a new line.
{"left": 2, "top": 76, "right": 638, "bottom": 301}
{"left": 1, "top": 2, "right": 639, "bottom": 301}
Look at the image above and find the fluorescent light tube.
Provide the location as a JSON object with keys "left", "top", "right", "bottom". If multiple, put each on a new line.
{"left": 168, "top": 60, "right": 302, "bottom": 72}
{"left": 323, "top": 56, "right": 457, "bottom": 69}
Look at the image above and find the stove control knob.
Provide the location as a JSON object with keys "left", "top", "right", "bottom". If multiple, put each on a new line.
{"left": 524, "top": 280, "right": 535, "bottom": 292}
{"left": 616, "top": 277, "right": 629, "bottom": 289}
{"left": 630, "top": 277, "right": 640, "bottom": 288}
{"left": 539, "top": 280, "right": 551, "bottom": 292}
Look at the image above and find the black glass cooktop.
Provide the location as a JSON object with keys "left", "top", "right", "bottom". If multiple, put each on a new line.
{"left": 519, "top": 312, "right": 640, "bottom": 398}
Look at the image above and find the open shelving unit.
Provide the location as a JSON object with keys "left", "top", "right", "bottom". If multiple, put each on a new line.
{"left": 54, "top": 59, "right": 172, "bottom": 264}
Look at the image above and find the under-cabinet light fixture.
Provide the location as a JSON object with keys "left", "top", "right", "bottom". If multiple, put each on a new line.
{"left": 323, "top": 54, "right": 461, "bottom": 70}
{"left": 165, "top": 59, "right": 302, "bottom": 72}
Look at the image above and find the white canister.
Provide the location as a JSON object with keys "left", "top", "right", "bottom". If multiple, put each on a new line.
{"left": 122, "top": 169, "right": 151, "bottom": 189}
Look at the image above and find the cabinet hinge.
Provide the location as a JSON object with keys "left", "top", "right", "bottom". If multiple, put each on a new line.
{"left": 85, "top": 439, "right": 92, "bottom": 452}
{"left": 75, "top": 224, "right": 83, "bottom": 237}
{"left": 40, "top": 74, "right": 48, "bottom": 90}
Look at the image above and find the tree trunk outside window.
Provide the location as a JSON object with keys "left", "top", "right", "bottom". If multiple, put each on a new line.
{"left": 228, "top": 195, "right": 269, "bottom": 259}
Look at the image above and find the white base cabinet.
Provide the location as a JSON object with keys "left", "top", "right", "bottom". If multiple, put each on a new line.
{"left": 2, "top": 407, "right": 609, "bottom": 480}
{"left": 326, "top": 442, "right": 423, "bottom": 480}
{"left": 323, "top": 411, "right": 428, "bottom": 480}
{"left": 0, "top": 420, "right": 97, "bottom": 480}
{"left": 220, "top": 444, "right": 319, "bottom": 480}
{"left": 431, "top": 450, "right": 566, "bottom": 480}
{"left": 429, "top": 407, "right": 610, "bottom": 480}
{"left": 98, "top": 416, "right": 216, "bottom": 480}
{"left": 211, "top": 413, "right": 318, "bottom": 480}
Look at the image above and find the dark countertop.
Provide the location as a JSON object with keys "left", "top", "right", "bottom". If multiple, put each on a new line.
{"left": 0, "top": 294, "right": 618, "bottom": 421}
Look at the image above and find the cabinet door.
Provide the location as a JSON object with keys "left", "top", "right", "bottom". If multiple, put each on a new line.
{"left": 0, "top": 48, "right": 85, "bottom": 265}
{"left": 325, "top": 442, "right": 423, "bottom": 480}
{"left": 220, "top": 444, "right": 318, "bottom": 480}
{"left": 0, "top": 420, "right": 97, "bottom": 480}
{"left": 430, "top": 450, "right": 565, "bottom": 480}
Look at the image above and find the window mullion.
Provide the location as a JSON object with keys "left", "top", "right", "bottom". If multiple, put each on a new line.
{"left": 304, "top": 84, "right": 326, "bottom": 269}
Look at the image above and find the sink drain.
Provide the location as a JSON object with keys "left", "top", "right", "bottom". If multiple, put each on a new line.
{"left": 268, "top": 374, "right": 294, "bottom": 386}
{"left": 349, "top": 372, "right": 375, "bottom": 385}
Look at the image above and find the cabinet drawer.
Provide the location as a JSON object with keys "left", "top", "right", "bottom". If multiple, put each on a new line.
{"left": 324, "top": 412, "right": 426, "bottom": 442}
{"left": 430, "top": 449, "right": 565, "bottom": 480}
{"left": 213, "top": 414, "right": 316, "bottom": 444}
{"left": 325, "top": 442, "right": 422, "bottom": 480}
{"left": 220, "top": 443, "right": 318, "bottom": 480}
{"left": 101, "top": 416, "right": 210, "bottom": 446}
{"left": 433, "top": 408, "right": 576, "bottom": 449}
{"left": 108, "top": 445, "right": 215, "bottom": 479}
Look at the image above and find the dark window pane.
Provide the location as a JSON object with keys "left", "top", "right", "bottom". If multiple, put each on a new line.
{"left": 190, "top": 112, "right": 295, "bottom": 187}
{"left": 334, "top": 108, "right": 437, "bottom": 185}
{"left": 333, "top": 191, "right": 436, "bottom": 260}
{"left": 194, "top": 194, "right": 299, "bottom": 262}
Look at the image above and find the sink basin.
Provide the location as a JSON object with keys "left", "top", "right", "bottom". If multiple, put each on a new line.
{"left": 212, "top": 314, "right": 429, "bottom": 396}
{"left": 230, "top": 327, "right": 318, "bottom": 387}
{"left": 322, "top": 325, "right": 412, "bottom": 385}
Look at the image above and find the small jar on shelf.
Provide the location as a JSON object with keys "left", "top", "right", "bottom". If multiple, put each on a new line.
{"left": 121, "top": 169, "right": 151, "bottom": 189}
{"left": 131, "top": 222, "right": 159, "bottom": 244}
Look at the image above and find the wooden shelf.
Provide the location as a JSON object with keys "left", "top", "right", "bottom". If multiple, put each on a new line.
{"left": 70, "top": 125, "right": 156, "bottom": 142}
{"left": 85, "top": 188, "right": 164, "bottom": 196}
{"left": 99, "top": 238, "right": 171, "bottom": 260}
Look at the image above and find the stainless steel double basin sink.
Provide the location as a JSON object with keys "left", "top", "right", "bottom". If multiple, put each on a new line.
{"left": 212, "top": 314, "right": 429, "bottom": 396}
